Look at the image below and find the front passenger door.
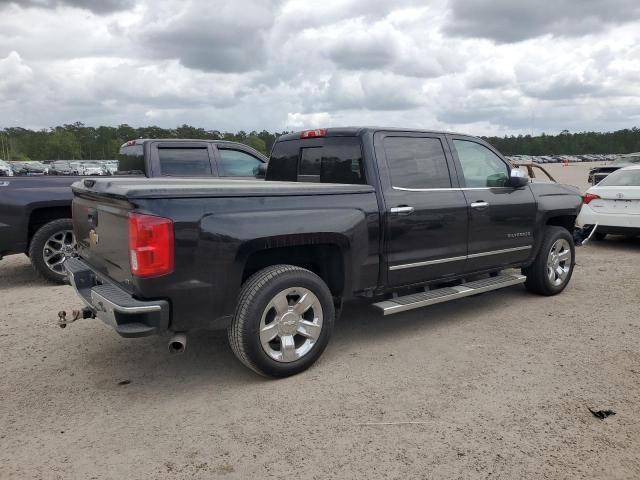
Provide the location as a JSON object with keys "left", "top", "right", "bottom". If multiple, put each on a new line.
{"left": 215, "top": 148, "right": 264, "bottom": 178}
{"left": 450, "top": 137, "right": 536, "bottom": 272}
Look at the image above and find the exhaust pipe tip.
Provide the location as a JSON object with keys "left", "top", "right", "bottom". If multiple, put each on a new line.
{"left": 168, "top": 333, "right": 187, "bottom": 354}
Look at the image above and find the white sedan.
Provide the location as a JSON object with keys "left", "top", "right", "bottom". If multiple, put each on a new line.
{"left": 577, "top": 165, "right": 640, "bottom": 240}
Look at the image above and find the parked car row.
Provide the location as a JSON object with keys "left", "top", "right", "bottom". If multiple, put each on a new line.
{"left": 0, "top": 159, "right": 119, "bottom": 176}
{"left": 0, "top": 159, "right": 14, "bottom": 176}
{"left": 505, "top": 154, "right": 618, "bottom": 164}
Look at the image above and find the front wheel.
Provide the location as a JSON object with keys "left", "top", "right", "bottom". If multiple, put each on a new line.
{"left": 228, "top": 265, "right": 335, "bottom": 378}
{"left": 523, "top": 226, "right": 575, "bottom": 296}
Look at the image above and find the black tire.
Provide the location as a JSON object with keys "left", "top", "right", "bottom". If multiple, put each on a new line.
{"left": 28, "top": 218, "right": 75, "bottom": 284}
{"left": 593, "top": 232, "right": 607, "bottom": 241}
{"left": 228, "top": 264, "right": 335, "bottom": 378}
{"left": 523, "top": 226, "right": 575, "bottom": 296}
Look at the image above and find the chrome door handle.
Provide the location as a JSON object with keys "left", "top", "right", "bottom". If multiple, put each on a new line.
{"left": 470, "top": 201, "right": 489, "bottom": 209}
{"left": 390, "top": 206, "right": 415, "bottom": 215}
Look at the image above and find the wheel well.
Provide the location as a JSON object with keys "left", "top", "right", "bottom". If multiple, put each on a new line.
{"left": 28, "top": 207, "right": 72, "bottom": 246}
{"left": 546, "top": 215, "right": 576, "bottom": 233}
{"left": 243, "top": 245, "right": 345, "bottom": 298}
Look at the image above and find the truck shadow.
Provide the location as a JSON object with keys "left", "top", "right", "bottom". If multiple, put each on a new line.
{"left": 333, "top": 286, "right": 531, "bottom": 349}
{"left": 584, "top": 235, "right": 640, "bottom": 251}
{"left": 79, "top": 285, "right": 534, "bottom": 390}
{"left": 0, "top": 256, "right": 53, "bottom": 291}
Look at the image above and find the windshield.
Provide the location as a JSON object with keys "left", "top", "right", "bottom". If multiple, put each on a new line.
{"left": 598, "top": 169, "right": 640, "bottom": 187}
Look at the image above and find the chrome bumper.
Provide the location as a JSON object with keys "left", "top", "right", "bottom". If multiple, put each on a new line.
{"left": 64, "top": 257, "right": 169, "bottom": 338}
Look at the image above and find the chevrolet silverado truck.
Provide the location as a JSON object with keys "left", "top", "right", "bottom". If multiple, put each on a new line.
{"left": 0, "top": 139, "right": 267, "bottom": 283}
{"left": 63, "top": 128, "right": 582, "bottom": 377}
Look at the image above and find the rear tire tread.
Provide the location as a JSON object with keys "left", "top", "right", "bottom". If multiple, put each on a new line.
{"left": 228, "top": 264, "right": 333, "bottom": 378}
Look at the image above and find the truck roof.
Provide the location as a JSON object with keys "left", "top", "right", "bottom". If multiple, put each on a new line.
{"left": 275, "top": 127, "right": 469, "bottom": 142}
{"left": 120, "top": 138, "right": 263, "bottom": 149}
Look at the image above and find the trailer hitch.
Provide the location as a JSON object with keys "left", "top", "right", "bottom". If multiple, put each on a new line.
{"left": 57, "top": 307, "right": 95, "bottom": 328}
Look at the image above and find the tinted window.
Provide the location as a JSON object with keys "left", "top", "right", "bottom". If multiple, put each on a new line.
{"left": 320, "top": 139, "right": 364, "bottom": 184}
{"left": 454, "top": 140, "right": 509, "bottom": 188}
{"left": 384, "top": 136, "right": 451, "bottom": 189}
{"left": 117, "top": 145, "right": 145, "bottom": 175}
{"left": 267, "top": 137, "right": 365, "bottom": 184}
{"left": 218, "top": 149, "right": 262, "bottom": 177}
{"left": 267, "top": 141, "right": 298, "bottom": 181}
{"left": 300, "top": 147, "right": 322, "bottom": 177}
{"left": 158, "top": 148, "right": 212, "bottom": 176}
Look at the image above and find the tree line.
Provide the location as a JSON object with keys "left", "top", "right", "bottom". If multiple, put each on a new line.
{"left": 1, "top": 123, "right": 640, "bottom": 161}
{"left": 0, "top": 123, "right": 285, "bottom": 161}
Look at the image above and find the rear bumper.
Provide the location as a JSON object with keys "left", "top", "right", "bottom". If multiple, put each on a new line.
{"left": 65, "top": 257, "right": 170, "bottom": 338}
{"left": 577, "top": 204, "right": 640, "bottom": 229}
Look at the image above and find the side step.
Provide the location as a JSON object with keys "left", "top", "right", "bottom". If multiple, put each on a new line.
{"left": 372, "top": 273, "right": 526, "bottom": 316}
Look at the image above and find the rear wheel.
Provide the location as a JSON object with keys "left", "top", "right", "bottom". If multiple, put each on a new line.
{"left": 523, "top": 226, "right": 575, "bottom": 296}
{"left": 28, "top": 218, "right": 75, "bottom": 284}
{"left": 228, "top": 265, "right": 334, "bottom": 378}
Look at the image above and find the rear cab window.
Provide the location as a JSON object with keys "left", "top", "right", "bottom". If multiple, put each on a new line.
{"left": 267, "top": 136, "right": 365, "bottom": 184}
{"left": 116, "top": 144, "right": 145, "bottom": 175}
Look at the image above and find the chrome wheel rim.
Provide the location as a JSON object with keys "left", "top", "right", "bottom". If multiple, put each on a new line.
{"left": 43, "top": 229, "right": 76, "bottom": 274}
{"left": 547, "top": 238, "right": 571, "bottom": 287}
{"left": 259, "top": 287, "right": 323, "bottom": 363}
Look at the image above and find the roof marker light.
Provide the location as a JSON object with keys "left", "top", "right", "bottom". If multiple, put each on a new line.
{"left": 300, "top": 129, "right": 326, "bottom": 139}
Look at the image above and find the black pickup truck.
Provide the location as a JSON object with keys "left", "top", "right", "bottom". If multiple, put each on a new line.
{"left": 64, "top": 127, "right": 582, "bottom": 377}
{"left": 0, "top": 139, "right": 267, "bottom": 283}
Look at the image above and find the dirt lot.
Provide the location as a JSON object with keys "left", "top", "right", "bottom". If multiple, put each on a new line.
{"left": 2, "top": 163, "right": 639, "bottom": 479}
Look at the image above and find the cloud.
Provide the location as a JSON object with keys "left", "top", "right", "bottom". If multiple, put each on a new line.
{"left": 0, "top": 51, "right": 33, "bottom": 98}
{"left": 0, "top": 0, "right": 133, "bottom": 14}
{"left": 137, "top": 0, "right": 281, "bottom": 73}
{"left": 445, "top": 0, "right": 640, "bottom": 43}
{"left": 1, "top": 0, "right": 640, "bottom": 137}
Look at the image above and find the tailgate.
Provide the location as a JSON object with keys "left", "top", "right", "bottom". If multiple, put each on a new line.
{"left": 72, "top": 191, "right": 134, "bottom": 286}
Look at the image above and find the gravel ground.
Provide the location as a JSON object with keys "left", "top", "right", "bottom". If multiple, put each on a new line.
{"left": 1, "top": 163, "right": 639, "bottom": 479}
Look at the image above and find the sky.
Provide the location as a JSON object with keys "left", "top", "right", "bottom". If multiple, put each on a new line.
{"left": 1, "top": 0, "right": 640, "bottom": 136}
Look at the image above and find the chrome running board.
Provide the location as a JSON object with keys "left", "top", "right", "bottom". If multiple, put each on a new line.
{"left": 373, "top": 273, "right": 526, "bottom": 315}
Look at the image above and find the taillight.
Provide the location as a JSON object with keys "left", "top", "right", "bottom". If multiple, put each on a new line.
{"left": 300, "top": 129, "right": 326, "bottom": 139}
{"left": 583, "top": 193, "right": 600, "bottom": 205}
{"left": 128, "top": 212, "right": 174, "bottom": 277}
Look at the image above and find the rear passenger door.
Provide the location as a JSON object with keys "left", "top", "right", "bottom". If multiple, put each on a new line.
{"left": 150, "top": 142, "right": 216, "bottom": 177}
{"left": 375, "top": 132, "right": 469, "bottom": 286}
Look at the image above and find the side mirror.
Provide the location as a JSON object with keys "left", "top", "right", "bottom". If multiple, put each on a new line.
{"left": 509, "top": 168, "right": 529, "bottom": 188}
{"left": 255, "top": 163, "right": 267, "bottom": 179}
